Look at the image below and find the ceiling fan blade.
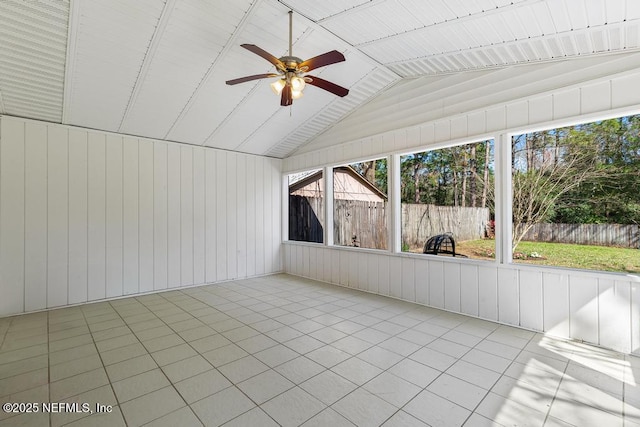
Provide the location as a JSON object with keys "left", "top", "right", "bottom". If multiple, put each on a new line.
{"left": 241, "top": 44, "right": 285, "bottom": 71}
{"left": 225, "top": 73, "right": 280, "bottom": 85}
{"left": 281, "top": 84, "right": 293, "bottom": 106}
{"left": 299, "top": 50, "right": 345, "bottom": 72}
{"left": 305, "top": 75, "right": 349, "bottom": 97}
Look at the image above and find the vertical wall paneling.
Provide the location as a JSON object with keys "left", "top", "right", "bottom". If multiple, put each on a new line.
{"left": 450, "top": 116, "right": 468, "bottom": 140}
{"left": 581, "top": 81, "right": 611, "bottom": 114}
{"left": 506, "top": 101, "right": 529, "bottom": 128}
{"left": 105, "top": 135, "right": 123, "bottom": 298}
{"left": 87, "top": 132, "right": 106, "bottom": 300}
{"left": 367, "top": 254, "right": 379, "bottom": 294}
{"left": 542, "top": 272, "right": 570, "bottom": 338}
{"left": 313, "top": 246, "right": 322, "bottom": 281}
{"left": 358, "top": 252, "right": 368, "bottom": 291}
{"left": 180, "top": 145, "right": 194, "bottom": 286}
{"left": 302, "top": 245, "right": 310, "bottom": 278}
{"left": 282, "top": 245, "right": 290, "bottom": 275}
{"left": 68, "top": 129, "right": 88, "bottom": 304}
{"left": 226, "top": 153, "right": 237, "bottom": 279}
{"left": 348, "top": 251, "right": 358, "bottom": 288}
{"left": 401, "top": 257, "right": 415, "bottom": 301}
{"left": 293, "top": 245, "right": 301, "bottom": 277}
{"left": 288, "top": 245, "right": 297, "bottom": 277}
{"left": 460, "top": 264, "right": 479, "bottom": 316}
{"left": 215, "top": 151, "right": 227, "bottom": 280}
{"left": 331, "top": 250, "right": 341, "bottom": 285}
{"left": 308, "top": 246, "right": 316, "bottom": 279}
{"left": 429, "top": 260, "right": 445, "bottom": 308}
{"left": 47, "top": 126, "right": 69, "bottom": 307}
{"left": 598, "top": 279, "right": 631, "bottom": 353}
{"left": 138, "top": 139, "right": 154, "bottom": 293}
{"left": 0, "top": 119, "right": 25, "bottom": 314}
{"left": 569, "top": 275, "right": 599, "bottom": 344}
{"left": 24, "top": 123, "right": 47, "bottom": 311}
{"left": 553, "top": 89, "right": 581, "bottom": 119}
{"left": 339, "top": 249, "right": 349, "bottom": 286}
{"left": 245, "top": 155, "right": 256, "bottom": 278}
{"left": 123, "top": 137, "right": 139, "bottom": 295}
{"left": 611, "top": 73, "right": 640, "bottom": 108}
{"left": 314, "top": 247, "right": 323, "bottom": 282}
{"left": 235, "top": 154, "right": 247, "bottom": 279}
{"left": 497, "top": 269, "right": 519, "bottom": 325}
{"left": 389, "top": 256, "right": 402, "bottom": 298}
{"left": 414, "top": 259, "right": 429, "bottom": 305}
{"left": 467, "top": 111, "right": 486, "bottom": 135}
{"left": 378, "top": 255, "right": 391, "bottom": 295}
{"left": 204, "top": 149, "right": 216, "bottom": 282}
{"left": 253, "top": 157, "right": 264, "bottom": 276}
{"left": 528, "top": 95, "right": 553, "bottom": 124}
{"left": 444, "top": 263, "right": 461, "bottom": 312}
{"left": 153, "top": 142, "right": 168, "bottom": 290}
{"left": 0, "top": 118, "right": 284, "bottom": 317}
{"left": 478, "top": 266, "right": 498, "bottom": 320}
{"left": 167, "top": 143, "right": 181, "bottom": 287}
{"left": 270, "top": 159, "right": 281, "bottom": 272}
{"left": 261, "top": 158, "right": 272, "bottom": 276}
{"left": 518, "top": 270, "right": 543, "bottom": 331}
{"left": 193, "top": 147, "right": 205, "bottom": 285}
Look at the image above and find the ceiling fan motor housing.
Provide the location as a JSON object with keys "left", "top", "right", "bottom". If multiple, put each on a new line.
{"left": 279, "top": 56, "right": 304, "bottom": 72}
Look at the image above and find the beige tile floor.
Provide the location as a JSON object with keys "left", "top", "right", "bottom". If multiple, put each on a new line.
{"left": 0, "top": 273, "right": 639, "bottom": 426}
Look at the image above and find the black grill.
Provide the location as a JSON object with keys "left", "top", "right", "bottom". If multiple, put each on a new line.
{"left": 423, "top": 232, "right": 459, "bottom": 256}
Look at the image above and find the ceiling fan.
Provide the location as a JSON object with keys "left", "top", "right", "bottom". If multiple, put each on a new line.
{"left": 225, "top": 11, "right": 349, "bottom": 106}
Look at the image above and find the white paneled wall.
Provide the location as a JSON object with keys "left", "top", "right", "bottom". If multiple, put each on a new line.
{"left": 284, "top": 244, "right": 640, "bottom": 355}
{"left": 282, "top": 55, "right": 640, "bottom": 356}
{"left": 0, "top": 116, "right": 282, "bottom": 317}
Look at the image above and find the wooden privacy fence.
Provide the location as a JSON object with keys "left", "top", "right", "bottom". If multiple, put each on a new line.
{"left": 334, "top": 199, "right": 387, "bottom": 249}
{"left": 402, "top": 204, "right": 489, "bottom": 250}
{"left": 289, "top": 195, "right": 324, "bottom": 243}
{"left": 520, "top": 223, "right": 640, "bottom": 248}
{"left": 290, "top": 196, "right": 490, "bottom": 250}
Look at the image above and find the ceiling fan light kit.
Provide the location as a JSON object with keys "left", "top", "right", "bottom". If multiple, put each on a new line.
{"left": 226, "top": 11, "right": 349, "bottom": 107}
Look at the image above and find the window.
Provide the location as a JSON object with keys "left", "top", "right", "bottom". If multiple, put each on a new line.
{"left": 400, "top": 140, "right": 495, "bottom": 260}
{"left": 511, "top": 114, "right": 640, "bottom": 274}
{"left": 288, "top": 169, "right": 323, "bottom": 243}
{"left": 333, "top": 158, "right": 388, "bottom": 249}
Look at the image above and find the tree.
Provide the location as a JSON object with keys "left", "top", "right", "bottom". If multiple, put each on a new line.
{"left": 511, "top": 129, "right": 605, "bottom": 250}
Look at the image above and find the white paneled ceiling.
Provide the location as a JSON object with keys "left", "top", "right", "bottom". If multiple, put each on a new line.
{"left": 0, "top": 0, "right": 639, "bottom": 157}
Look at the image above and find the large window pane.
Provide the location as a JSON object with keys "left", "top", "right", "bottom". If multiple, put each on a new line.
{"left": 333, "top": 159, "right": 388, "bottom": 249}
{"left": 400, "top": 140, "right": 495, "bottom": 260}
{"left": 511, "top": 114, "right": 640, "bottom": 274}
{"left": 288, "top": 169, "right": 323, "bottom": 243}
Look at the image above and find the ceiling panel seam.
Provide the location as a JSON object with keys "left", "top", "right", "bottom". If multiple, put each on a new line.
{"left": 162, "top": 0, "right": 266, "bottom": 143}
{"left": 61, "top": 0, "right": 81, "bottom": 124}
{"left": 308, "top": 0, "right": 387, "bottom": 24}
{"left": 353, "top": 0, "right": 542, "bottom": 48}
{"left": 117, "top": 0, "right": 178, "bottom": 133}
{"left": 278, "top": 0, "right": 401, "bottom": 78}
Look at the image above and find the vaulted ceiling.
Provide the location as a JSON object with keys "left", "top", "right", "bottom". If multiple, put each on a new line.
{"left": 1, "top": 0, "right": 639, "bottom": 158}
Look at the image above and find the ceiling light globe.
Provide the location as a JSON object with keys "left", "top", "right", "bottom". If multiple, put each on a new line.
{"left": 290, "top": 76, "right": 306, "bottom": 92}
{"left": 270, "top": 79, "right": 285, "bottom": 94}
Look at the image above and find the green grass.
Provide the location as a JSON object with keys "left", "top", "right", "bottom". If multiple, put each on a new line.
{"left": 455, "top": 239, "right": 640, "bottom": 274}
